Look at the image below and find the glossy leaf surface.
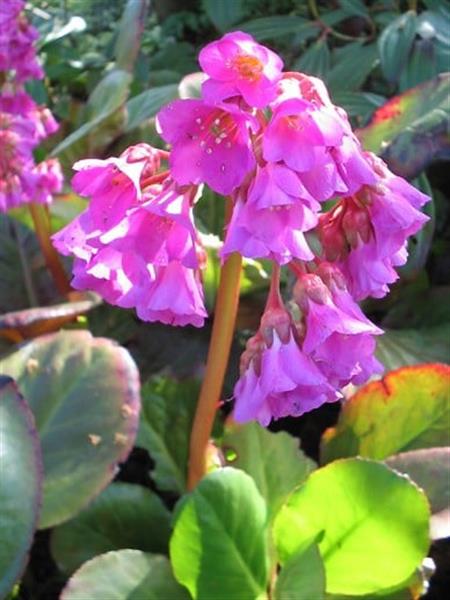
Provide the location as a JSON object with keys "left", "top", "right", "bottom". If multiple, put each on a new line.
{"left": 274, "top": 459, "right": 430, "bottom": 595}
{"left": 170, "top": 468, "right": 269, "bottom": 600}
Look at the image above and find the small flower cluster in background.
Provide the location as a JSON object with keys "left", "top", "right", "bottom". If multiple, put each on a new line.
{"left": 0, "top": 0, "right": 62, "bottom": 212}
{"left": 53, "top": 31, "right": 430, "bottom": 425}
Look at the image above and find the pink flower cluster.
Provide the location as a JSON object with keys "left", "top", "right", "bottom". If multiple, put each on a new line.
{"left": 0, "top": 0, "right": 62, "bottom": 212}
{"left": 53, "top": 31, "right": 430, "bottom": 424}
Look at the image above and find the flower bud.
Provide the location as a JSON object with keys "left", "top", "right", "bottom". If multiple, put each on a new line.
{"left": 260, "top": 306, "right": 292, "bottom": 347}
{"left": 342, "top": 204, "right": 371, "bottom": 246}
{"left": 293, "top": 273, "right": 329, "bottom": 311}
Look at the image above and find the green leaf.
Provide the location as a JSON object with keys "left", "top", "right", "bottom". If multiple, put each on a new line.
{"left": 0, "top": 377, "right": 42, "bottom": 598}
{"left": 0, "top": 330, "right": 140, "bottom": 528}
{"left": 125, "top": 84, "right": 178, "bottom": 132}
{"left": 52, "top": 69, "right": 131, "bottom": 170}
{"left": 136, "top": 377, "right": 200, "bottom": 494}
{"left": 327, "top": 43, "right": 379, "bottom": 92}
{"left": 378, "top": 11, "right": 417, "bottom": 82}
{"left": 321, "top": 364, "right": 450, "bottom": 463}
{"left": 171, "top": 468, "right": 269, "bottom": 600}
{"left": 274, "top": 458, "right": 430, "bottom": 595}
{"left": 357, "top": 74, "right": 450, "bottom": 178}
{"left": 399, "top": 39, "right": 439, "bottom": 91}
{"left": 293, "top": 39, "right": 330, "bottom": 79}
{"left": 274, "top": 543, "right": 325, "bottom": 600}
{"left": 203, "top": 0, "right": 245, "bottom": 31}
{"left": 376, "top": 325, "right": 450, "bottom": 371}
{"left": 61, "top": 550, "right": 189, "bottom": 600}
{"left": 332, "top": 91, "right": 385, "bottom": 123}
{"left": 339, "top": 0, "right": 369, "bottom": 18}
{"left": 51, "top": 482, "right": 171, "bottom": 574}
{"left": 86, "top": 69, "right": 132, "bottom": 121}
{"left": 386, "top": 447, "right": 450, "bottom": 514}
{"left": 240, "top": 16, "right": 314, "bottom": 41}
{"left": 398, "top": 173, "right": 435, "bottom": 280}
{"left": 114, "top": 0, "right": 149, "bottom": 73}
{"left": 0, "top": 215, "right": 57, "bottom": 313}
{"left": 222, "top": 422, "right": 315, "bottom": 520}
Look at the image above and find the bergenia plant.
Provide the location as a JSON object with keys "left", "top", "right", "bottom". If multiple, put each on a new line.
{"left": 51, "top": 30, "right": 430, "bottom": 488}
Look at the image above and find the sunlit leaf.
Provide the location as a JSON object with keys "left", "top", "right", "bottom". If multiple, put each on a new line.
{"left": 222, "top": 422, "right": 315, "bottom": 520}
{"left": 170, "top": 468, "right": 269, "bottom": 599}
{"left": 321, "top": 364, "right": 450, "bottom": 463}
{"left": 274, "top": 458, "right": 430, "bottom": 595}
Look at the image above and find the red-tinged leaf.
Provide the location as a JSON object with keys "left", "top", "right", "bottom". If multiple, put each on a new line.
{"left": 0, "top": 330, "right": 141, "bottom": 528}
{"left": 321, "top": 363, "right": 450, "bottom": 464}
{"left": 357, "top": 74, "right": 450, "bottom": 178}
{"left": 0, "top": 292, "right": 101, "bottom": 342}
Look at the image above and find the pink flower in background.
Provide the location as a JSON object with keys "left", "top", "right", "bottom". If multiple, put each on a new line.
{"left": 0, "top": 109, "right": 61, "bottom": 211}
{"left": 199, "top": 31, "right": 283, "bottom": 108}
{"left": 33, "top": 159, "right": 63, "bottom": 204}
{"left": 0, "top": 0, "right": 43, "bottom": 81}
{"left": 157, "top": 99, "right": 256, "bottom": 195}
{"left": 0, "top": 2, "right": 63, "bottom": 212}
{"left": 222, "top": 164, "right": 317, "bottom": 264}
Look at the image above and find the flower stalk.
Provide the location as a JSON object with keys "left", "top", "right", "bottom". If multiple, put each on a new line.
{"left": 28, "top": 202, "right": 71, "bottom": 297}
{"left": 187, "top": 203, "right": 242, "bottom": 490}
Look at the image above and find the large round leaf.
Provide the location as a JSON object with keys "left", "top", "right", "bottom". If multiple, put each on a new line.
{"left": 51, "top": 482, "right": 171, "bottom": 574}
{"left": 0, "top": 377, "right": 42, "bottom": 597}
{"left": 61, "top": 550, "right": 189, "bottom": 600}
{"left": 274, "top": 458, "right": 430, "bottom": 595}
{"left": 321, "top": 364, "right": 450, "bottom": 463}
{"left": 0, "top": 330, "right": 140, "bottom": 528}
{"left": 170, "top": 467, "right": 270, "bottom": 600}
{"left": 222, "top": 422, "right": 315, "bottom": 520}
